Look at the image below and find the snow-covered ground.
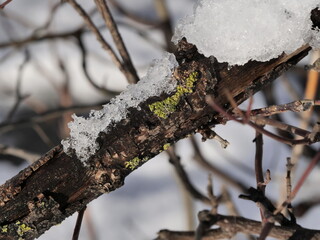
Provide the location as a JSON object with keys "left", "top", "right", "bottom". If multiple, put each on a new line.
{"left": 0, "top": 0, "right": 320, "bottom": 240}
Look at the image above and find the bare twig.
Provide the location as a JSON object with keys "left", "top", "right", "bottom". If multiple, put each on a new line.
{"left": 220, "top": 187, "right": 256, "bottom": 240}
{"left": 206, "top": 96, "right": 320, "bottom": 146}
{"left": 254, "top": 130, "right": 264, "bottom": 192}
{"left": 76, "top": 36, "right": 117, "bottom": 96}
{"left": 207, "top": 175, "right": 218, "bottom": 214}
{"left": 117, "top": 20, "right": 166, "bottom": 50}
{"left": 197, "top": 127, "right": 229, "bottom": 148}
{"left": 66, "top": 0, "right": 132, "bottom": 83}
{"left": 191, "top": 137, "right": 248, "bottom": 192}
{"left": 5, "top": 49, "right": 30, "bottom": 122}
{"left": 166, "top": 146, "right": 195, "bottom": 230}
{"left": 0, "top": 28, "right": 87, "bottom": 48}
{"left": 33, "top": 2, "right": 64, "bottom": 35}
{"left": 167, "top": 148, "right": 211, "bottom": 205}
{"left": 250, "top": 116, "right": 311, "bottom": 138}
{"left": 0, "top": 0, "right": 12, "bottom": 9}
{"left": 109, "top": 0, "right": 159, "bottom": 26}
{"left": 0, "top": 101, "right": 110, "bottom": 134}
{"left": 286, "top": 158, "right": 296, "bottom": 224}
{"left": 249, "top": 99, "right": 319, "bottom": 117}
{"left": 72, "top": 206, "right": 87, "bottom": 240}
{"left": 280, "top": 74, "right": 300, "bottom": 101}
{"left": 32, "top": 124, "right": 55, "bottom": 148}
{"left": 154, "top": 0, "right": 175, "bottom": 52}
{"left": 157, "top": 212, "right": 320, "bottom": 240}
{"left": 0, "top": 144, "right": 40, "bottom": 163}
{"left": 291, "top": 51, "right": 320, "bottom": 165}
{"left": 94, "top": 0, "right": 139, "bottom": 84}
{"left": 259, "top": 150, "right": 320, "bottom": 239}
{"left": 275, "top": 149, "right": 320, "bottom": 215}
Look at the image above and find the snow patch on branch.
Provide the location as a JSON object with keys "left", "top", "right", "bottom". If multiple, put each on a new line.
{"left": 62, "top": 53, "right": 178, "bottom": 162}
{"left": 173, "top": 0, "right": 320, "bottom": 66}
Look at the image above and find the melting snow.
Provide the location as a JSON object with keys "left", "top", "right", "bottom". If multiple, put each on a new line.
{"left": 173, "top": 0, "right": 320, "bottom": 65}
{"left": 62, "top": 53, "right": 178, "bottom": 161}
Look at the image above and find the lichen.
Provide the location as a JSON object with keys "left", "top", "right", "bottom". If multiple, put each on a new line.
{"left": 125, "top": 157, "right": 149, "bottom": 170}
{"left": 16, "top": 221, "right": 32, "bottom": 238}
{"left": 1, "top": 225, "right": 8, "bottom": 233}
{"left": 163, "top": 143, "right": 171, "bottom": 150}
{"left": 148, "top": 71, "right": 199, "bottom": 119}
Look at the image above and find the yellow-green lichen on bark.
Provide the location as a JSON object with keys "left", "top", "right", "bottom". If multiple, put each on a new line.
{"left": 148, "top": 71, "right": 199, "bottom": 119}
{"left": 1, "top": 225, "right": 8, "bottom": 233}
{"left": 125, "top": 157, "right": 149, "bottom": 170}
{"left": 163, "top": 143, "right": 170, "bottom": 150}
{"left": 16, "top": 221, "right": 32, "bottom": 239}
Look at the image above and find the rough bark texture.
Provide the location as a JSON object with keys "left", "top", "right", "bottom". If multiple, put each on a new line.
{"left": 156, "top": 213, "right": 320, "bottom": 240}
{"left": 0, "top": 9, "right": 319, "bottom": 237}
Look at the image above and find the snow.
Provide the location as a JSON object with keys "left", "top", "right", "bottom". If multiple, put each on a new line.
{"left": 2, "top": 1, "right": 320, "bottom": 239}
{"left": 62, "top": 0, "right": 320, "bottom": 161}
{"left": 61, "top": 52, "right": 178, "bottom": 161}
{"left": 173, "top": 0, "right": 320, "bottom": 66}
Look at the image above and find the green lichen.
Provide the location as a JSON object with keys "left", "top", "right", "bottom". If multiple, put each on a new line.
{"left": 148, "top": 71, "right": 199, "bottom": 119}
{"left": 1, "top": 225, "right": 8, "bottom": 233}
{"left": 16, "top": 221, "right": 32, "bottom": 238}
{"left": 125, "top": 157, "right": 148, "bottom": 170}
{"left": 163, "top": 143, "right": 170, "bottom": 151}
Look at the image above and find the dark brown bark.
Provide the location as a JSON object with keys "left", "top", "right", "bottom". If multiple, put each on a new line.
{"left": 0, "top": 28, "right": 316, "bottom": 240}
{"left": 156, "top": 213, "right": 320, "bottom": 240}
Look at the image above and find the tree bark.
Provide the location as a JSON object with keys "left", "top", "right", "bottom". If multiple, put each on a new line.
{"left": 0, "top": 18, "right": 317, "bottom": 239}
{"left": 156, "top": 213, "right": 320, "bottom": 240}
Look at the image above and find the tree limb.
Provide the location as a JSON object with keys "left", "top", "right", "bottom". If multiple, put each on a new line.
{"left": 156, "top": 213, "right": 320, "bottom": 240}
{"left": 0, "top": 34, "right": 313, "bottom": 240}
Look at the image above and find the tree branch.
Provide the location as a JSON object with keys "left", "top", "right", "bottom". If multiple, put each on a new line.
{"left": 94, "top": 0, "right": 139, "bottom": 83}
{"left": 156, "top": 213, "right": 320, "bottom": 240}
{"left": 0, "top": 36, "right": 312, "bottom": 239}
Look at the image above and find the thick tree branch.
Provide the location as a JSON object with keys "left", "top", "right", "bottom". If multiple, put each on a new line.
{"left": 156, "top": 213, "right": 320, "bottom": 240}
{"left": 0, "top": 33, "right": 313, "bottom": 239}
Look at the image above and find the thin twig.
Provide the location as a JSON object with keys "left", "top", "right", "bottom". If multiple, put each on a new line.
{"left": 154, "top": 0, "right": 175, "bottom": 52}
{"left": 206, "top": 96, "right": 320, "bottom": 146}
{"left": 76, "top": 35, "right": 116, "bottom": 96}
{"left": 167, "top": 147, "right": 196, "bottom": 230}
{"left": 291, "top": 51, "right": 320, "bottom": 165}
{"left": 66, "top": 0, "right": 131, "bottom": 83}
{"left": 280, "top": 74, "right": 300, "bottom": 101}
{"left": 0, "top": 144, "right": 40, "bottom": 163}
{"left": 191, "top": 136, "right": 248, "bottom": 192}
{"left": 250, "top": 116, "right": 310, "bottom": 138}
{"left": 285, "top": 158, "right": 296, "bottom": 224}
{"left": 249, "top": 99, "right": 319, "bottom": 117}
{"left": 109, "top": 0, "right": 159, "bottom": 26}
{"left": 220, "top": 187, "right": 256, "bottom": 240}
{"left": 197, "top": 127, "right": 229, "bottom": 148}
{"left": 0, "top": 101, "right": 110, "bottom": 134}
{"left": 255, "top": 130, "right": 264, "bottom": 192}
{"left": 275, "top": 149, "right": 320, "bottom": 215}
{"left": 32, "top": 124, "right": 55, "bottom": 148}
{"left": 72, "top": 206, "right": 87, "bottom": 240}
{"left": 94, "top": 0, "right": 139, "bottom": 83}
{"left": 0, "top": 28, "right": 86, "bottom": 48}
{"left": 5, "top": 49, "right": 30, "bottom": 122}
{"left": 167, "top": 148, "right": 211, "bottom": 205}
{"left": 259, "top": 150, "right": 320, "bottom": 239}
{"left": 0, "top": 0, "right": 12, "bottom": 9}
{"left": 207, "top": 175, "right": 218, "bottom": 214}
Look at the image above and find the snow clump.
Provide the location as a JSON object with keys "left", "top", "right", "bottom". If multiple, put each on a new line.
{"left": 173, "top": 0, "right": 320, "bottom": 65}
{"left": 62, "top": 53, "right": 178, "bottom": 162}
